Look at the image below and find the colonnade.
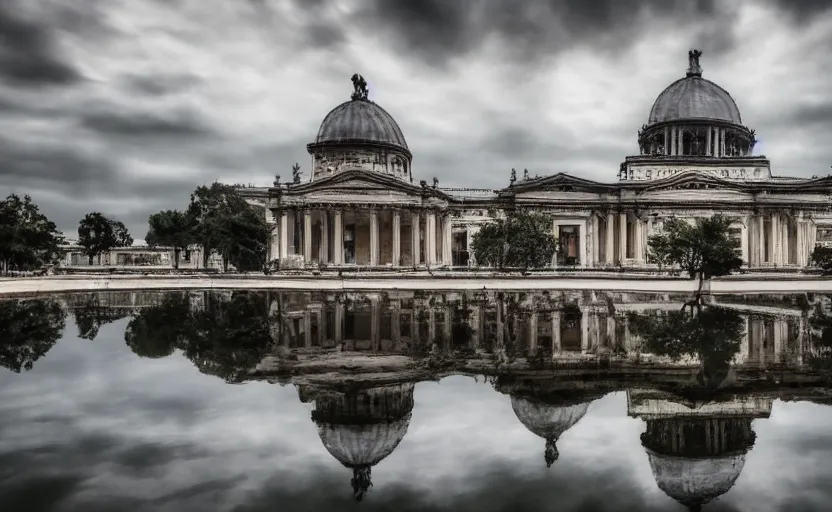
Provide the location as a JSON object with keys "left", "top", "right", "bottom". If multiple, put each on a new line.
{"left": 270, "top": 207, "right": 454, "bottom": 267}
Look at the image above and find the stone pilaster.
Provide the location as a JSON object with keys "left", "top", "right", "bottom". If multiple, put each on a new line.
{"left": 333, "top": 210, "right": 343, "bottom": 265}
{"left": 320, "top": 212, "right": 329, "bottom": 264}
{"left": 619, "top": 212, "right": 627, "bottom": 263}
{"left": 605, "top": 214, "right": 615, "bottom": 264}
{"left": 591, "top": 215, "right": 600, "bottom": 266}
{"left": 370, "top": 210, "right": 379, "bottom": 266}
{"left": 426, "top": 212, "right": 437, "bottom": 265}
{"left": 392, "top": 210, "right": 401, "bottom": 266}
{"left": 411, "top": 211, "right": 421, "bottom": 266}
{"left": 279, "top": 212, "right": 289, "bottom": 260}
{"left": 303, "top": 210, "right": 312, "bottom": 262}
{"left": 443, "top": 215, "right": 453, "bottom": 265}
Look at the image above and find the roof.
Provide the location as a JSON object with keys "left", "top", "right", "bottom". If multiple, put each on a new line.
{"left": 313, "top": 98, "right": 408, "bottom": 152}
{"left": 648, "top": 76, "right": 742, "bottom": 125}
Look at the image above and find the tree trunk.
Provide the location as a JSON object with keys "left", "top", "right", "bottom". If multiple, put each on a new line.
{"left": 88, "top": 255, "right": 93, "bottom": 265}
{"left": 173, "top": 248, "right": 180, "bottom": 269}
{"left": 202, "top": 245, "right": 209, "bottom": 268}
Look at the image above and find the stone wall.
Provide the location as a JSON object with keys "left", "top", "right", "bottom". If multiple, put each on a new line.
{"left": 312, "top": 147, "right": 411, "bottom": 182}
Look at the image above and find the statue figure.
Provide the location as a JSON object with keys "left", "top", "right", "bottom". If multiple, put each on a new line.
{"left": 420, "top": 179, "right": 427, "bottom": 188}
{"left": 432, "top": 177, "right": 439, "bottom": 188}
{"left": 687, "top": 49, "right": 703, "bottom": 76}
{"left": 510, "top": 168, "right": 517, "bottom": 186}
{"left": 350, "top": 73, "right": 369, "bottom": 100}
{"left": 273, "top": 174, "right": 280, "bottom": 186}
{"left": 523, "top": 168, "right": 529, "bottom": 181}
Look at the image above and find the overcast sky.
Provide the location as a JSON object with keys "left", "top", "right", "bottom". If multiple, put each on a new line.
{"left": 1, "top": 0, "right": 832, "bottom": 238}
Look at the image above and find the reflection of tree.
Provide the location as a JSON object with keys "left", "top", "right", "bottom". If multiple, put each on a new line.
{"left": 124, "top": 293, "right": 192, "bottom": 358}
{"left": 807, "top": 295, "right": 832, "bottom": 373}
{"left": 628, "top": 306, "right": 744, "bottom": 391}
{"left": 0, "top": 298, "right": 66, "bottom": 372}
{"left": 180, "top": 292, "right": 273, "bottom": 382}
{"left": 74, "top": 296, "right": 131, "bottom": 341}
{"left": 124, "top": 291, "right": 274, "bottom": 381}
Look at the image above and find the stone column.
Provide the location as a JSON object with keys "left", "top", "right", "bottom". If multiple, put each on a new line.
{"left": 303, "top": 210, "right": 312, "bottom": 262}
{"left": 333, "top": 210, "right": 343, "bottom": 265}
{"left": 706, "top": 126, "right": 712, "bottom": 156}
{"left": 771, "top": 213, "right": 780, "bottom": 266}
{"left": 677, "top": 127, "right": 684, "bottom": 155}
{"left": 279, "top": 212, "right": 289, "bottom": 260}
{"left": 529, "top": 312, "right": 538, "bottom": 352}
{"left": 720, "top": 129, "right": 726, "bottom": 157}
{"left": 370, "top": 210, "right": 379, "bottom": 266}
{"left": 758, "top": 214, "right": 765, "bottom": 265}
{"left": 426, "top": 212, "right": 437, "bottom": 265}
{"left": 303, "top": 311, "right": 311, "bottom": 348}
{"left": 392, "top": 210, "right": 401, "bottom": 266}
{"left": 335, "top": 304, "right": 344, "bottom": 342}
{"left": 619, "top": 212, "right": 627, "bottom": 263}
{"left": 269, "top": 225, "right": 279, "bottom": 262}
{"left": 605, "top": 214, "right": 615, "bottom": 264}
{"left": 782, "top": 217, "right": 790, "bottom": 265}
{"left": 739, "top": 218, "right": 749, "bottom": 266}
{"left": 443, "top": 215, "right": 453, "bottom": 266}
{"left": 670, "top": 127, "right": 677, "bottom": 156}
{"left": 552, "top": 313, "right": 561, "bottom": 353}
{"left": 663, "top": 126, "right": 670, "bottom": 155}
{"left": 591, "top": 215, "right": 600, "bottom": 267}
{"left": 411, "top": 212, "right": 421, "bottom": 266}
{"left": 319, "top": 211, "right": 329, "bottom": 264}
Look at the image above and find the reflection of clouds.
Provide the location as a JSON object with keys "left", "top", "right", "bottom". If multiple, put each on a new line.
{"left": 1, "top": 323, "right": 832, "bottom": 510}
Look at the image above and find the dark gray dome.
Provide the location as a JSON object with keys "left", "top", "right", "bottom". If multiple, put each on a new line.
{"left": 648, "top": 76, "right": 742, "bottom": 125}
{"left": 315, "top": 98, "right": 408, "bottom": 150}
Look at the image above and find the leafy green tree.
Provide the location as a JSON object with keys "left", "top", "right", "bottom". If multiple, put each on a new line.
{"left": 647, "top": 215, "right": 742, "bottom": 295}
{"left": 125, "top": 293, "right": 193, "bottom": 358}
{"left": 77, "top": 212, "right": 133, "bottom": 264}
{"left": 0, "top": 194, "right": 64, "bottom": 272}
{"left": 0, "top": 298, "right": 67, "bottom": 372}
{"left": 472, "top": 211, "right": 556, "bottom": 269}
{"left": 809, "top": 246, "right": 832, "bottom": 275}
{"left": 146, "top": 210, "right": 196, "bottom": 269}
{"left": 187, "top": 183, "right": 268, "bottom": 271}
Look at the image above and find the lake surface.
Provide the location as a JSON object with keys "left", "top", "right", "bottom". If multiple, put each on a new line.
{"left": 2, "top": 289, "right": 832, "bottom": 512}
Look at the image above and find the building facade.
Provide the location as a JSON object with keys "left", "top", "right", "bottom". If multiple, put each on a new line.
{"left": 240, "top": 52, "right": 832, "bottom": 270}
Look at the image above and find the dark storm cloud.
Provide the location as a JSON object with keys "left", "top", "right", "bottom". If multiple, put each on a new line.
{"left": 125, "top": 74, "right": 202, "bottom": 97}
{"left": 289, "top": 0, "right": 728, "bottom": 68}
{"left": 80, "top": 110, "right": 214, "bottom": 138}
{"left": 768, "top": 0, "right": 832, "bottom": 23}
{"left": 0, "top": 135, "right": 114, "bottom": 190}
{"left": 787, "top": 103, "right": 832, "bottom": 126}
{"left": 0, "top": 1, "right": 81, "bottom": 86}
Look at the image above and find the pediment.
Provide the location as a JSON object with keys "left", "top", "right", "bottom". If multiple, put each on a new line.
{"left": 285, "top": 170, "right": 447, "bottom": 199}
{"left": 632, "top": 171, "right": 749, "bottom": 193}
{"left": 509, "top": 173, "right": 616, "bottom": 193}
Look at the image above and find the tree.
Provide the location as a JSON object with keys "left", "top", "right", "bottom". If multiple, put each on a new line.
{"left": 77, "top": 213, "right": 133, "bottom": 265}
{"left": 0, "top": 298, "right": 66, "bottom": 372}
{"left": 187, "top": 183, "right": 268, "bottom": 270}
{"left": 146, "top": 210, "right": 196, "bottom": 269}
{"left": 647, "top": 215, "right": 742, "bottom": 297}
{"left": 73, "top": 295, "right": 131, "bottom": 341}
{"left": 0, "top": 194, "right": 64, "bottom": 272}
{"left": 472, "top": 211, "right": 556, "bottom": 270}
{"left": 810, "top": 246, "right": 832, "bottom": 275}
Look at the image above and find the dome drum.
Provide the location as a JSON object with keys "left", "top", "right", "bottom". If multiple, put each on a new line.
{"left": 638, "top": 121, "right": 756, "bottom": 159}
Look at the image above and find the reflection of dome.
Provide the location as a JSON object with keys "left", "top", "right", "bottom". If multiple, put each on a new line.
{"left": 648, "top": 77, "right": 741, "bottom": 125}
{"left": 510, "top": 396, "right": 590, "bottom": 467}
{"left": 305, "top": 383, "right": 415, "bottom": 500}
{"left": 647, "top": 450, "right": 745, "bottom": 511}
{"left": 313, "top": 98, "right": 409, "bottom": 152}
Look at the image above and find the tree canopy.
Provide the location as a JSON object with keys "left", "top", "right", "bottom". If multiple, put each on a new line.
{"left": 0, "top": 194, "right": 64, "bottom": 272}
{"left": 471, "top": 211, "right": 556, "bottom": 269}
{"left": 810, "top": 246, "right": 832, "bottom": 275}
{"left": 146, "top": 210, "right": 197, "bottom": 269}
{"left": 0, "top": 298, "right": 67, "bottom": 373}
{"left": 647, "top": 215, "right": 742, "bottom": 280}
{"left": 77, "top": 212, "right": 133, "bottom": 264}
{"left": 186, "top": 183, "right": 269, "bottom": 271}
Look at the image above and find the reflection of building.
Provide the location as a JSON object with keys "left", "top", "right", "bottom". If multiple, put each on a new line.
{"left": 510, "top": 396, "right": 591, "bottom": 467}
{"left": 628, "top": 390, "right": 772, "bottom": 510}
{"left": 237, "top": 51, "right": 832, "bottom": 271}
{"left": 262, "top": 290, "right": 815, "bottom": 369}
{"left": 299, "top": 383, "right": 414, "bottom": 500}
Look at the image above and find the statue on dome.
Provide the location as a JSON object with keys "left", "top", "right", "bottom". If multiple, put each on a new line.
{"left": 273, "top": 174, "right": 280, "bottom": 186}
{"left": 687, "top": 49, "right": 703, "bottom": 76}
{"left": 351, "top": 73, "right": 369, "bottom": 100}
{"left": 432, "top": 177, "right": 438, "bottom": 188}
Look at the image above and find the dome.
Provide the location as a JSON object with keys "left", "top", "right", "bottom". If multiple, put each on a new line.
{"left": 648, "top": 77, "right": 742, "bottom": 125}
{"left": 511, "top": 396, "right": 590, "bottom": 467}
{"left": 647, "top": 449, "right": 746, "bottom": 510}
{"left": 314, "top": 98, "right": 408, "bottom": 151}
{"left": 317, "top": 415, "right": 412, "bottom": 468}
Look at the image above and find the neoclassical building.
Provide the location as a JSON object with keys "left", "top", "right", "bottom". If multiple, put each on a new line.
{"left": 239, "top": 52, "right": 832, "bottom": 270}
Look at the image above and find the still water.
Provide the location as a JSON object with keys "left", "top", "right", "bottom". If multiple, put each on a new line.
{"left": 2, "top": 289, "right": 832, "bottom": 512}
